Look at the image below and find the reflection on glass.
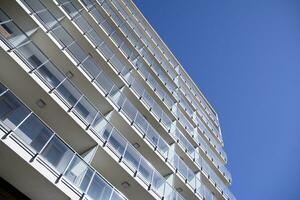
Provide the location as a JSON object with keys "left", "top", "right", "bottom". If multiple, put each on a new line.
{"left": 15, "top": 114, "right": 53, "bottom": 152}
{"left": 64, "top": 155, "right": 94, "bottom": 192}
{"left": 0, "top": 91, "right": 30, "bottom": 130}
{"left": 40, "top": 136, "right": 73, "bottom": 173}
{"left": 87, "top": 174, "right": 112, "bottom": 200}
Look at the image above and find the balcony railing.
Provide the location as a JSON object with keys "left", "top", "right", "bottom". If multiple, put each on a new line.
{"left": 0, "top": 83, "right": 127, "bottom": 200}
{"left": 119, "top": 0, "right": 220, "bottom": 125}
{"left": 1, "top": 2, "right": 235, "bottom": 199}
{"left": 0, "top": 11, "right": 185, "bottom": 200}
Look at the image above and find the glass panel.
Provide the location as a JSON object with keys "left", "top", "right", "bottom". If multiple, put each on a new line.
{"left": 17, "top": 42, "right": 48, "bottom": 70}
{"left": 40, "top": 136, "right": 73, "bottom": 173}
{"left": 86, "top": 29, "right": 103, "bottom": 47}
{"left": 121, "top": 99, "right": 137, "bottom": 122}
{"left": 67, "top": 43, "right": 87, "bottom": 64}
{"left": 110, "top": 192, "right": 124, "bottom": 200}
{"left": 55, "top": 80, "right": 81, "bottom": 108}
{"left": 134, "top": 113, "right": 148, "bottom": 134}
{"left": 157, "top": 138, "right": 169, "bottom": 158}
{"left": 107, "top": 129, "right": 126, "bottom": 157}
{"left": 95, "top": 71, "right": 115, "bottom": 93}
{"left": 14, "top": 114, "right": 53, "bottom": 152}
{"left": 90, "top": 113, "right": 111, "bottom": 138}
{"left": 35, "top": 62, "right": 64, "bottom": 89}
{"left": 23, "top": 0, "right": 45, "bottom": 13}
{"left": 74, "top": 15, "right": 92, "bottom": 33}
{"left": 81, "top": 0, "right": 94, "bottom": 9}
{"left": 61, "top": 2, "right": 79, "bottom": 19}
{"left": 90, "top": 8, "right": 105, "bottom": 24}
{"left": 87, "top": 174, "right": 112, "bottom": 200}
{"left": 64, "top": 155, "right": 94, "bottom": 192}
{"left": 145, "top": 126, "right": 158, "bottom": 146}
{"left": 151, "top": 171, "right": 165, "bottom": 197}
{"left": 50, "top": 26, "right": 73, "bottom": 47}
{"left": 73, "top": 97, "right": 97, "bottom": 125}
{"left": 34, "top": 10, "right": 57, "bottom": 30}
{"left": 137, "top": 158, "right": 152, "bottom": 184}
{"left": 123, "top": 145, "right": 140, "bottom": 171}
{"left": 0, "top": 91, "right": 31, "bottom": 130}
{"left": 97, "top": 42, "right": 113, "bottom": 60}
{"left": 80, "top": 57, "right": 101, "bottom": 79}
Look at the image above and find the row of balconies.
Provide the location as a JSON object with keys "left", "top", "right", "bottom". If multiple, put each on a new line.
{"left": 0, "top": 5, "right": 235, "bottom": 200}
{"left": 52, "top": 0, "right": 231, "bottom": 183}
{"left": 114, "top": 0, "right": 221, "bottom": 132}
{"left": 103, "top": 0, "right": 224, "bottom": 147}
{"left": 119, "top": 0, "right": 220, "bottom": 125}
{"left": 0, "top": 83, "right": 127, "bottom": 200}
{"left": 83, "top": 0, "right": 227, "bottom": 162}
{"left": 0, "top": 15, "right": 187, "bottom": 199}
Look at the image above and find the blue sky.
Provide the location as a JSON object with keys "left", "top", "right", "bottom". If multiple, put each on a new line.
{"left": 133, "top": 0, "right": 300, "bottom": 199}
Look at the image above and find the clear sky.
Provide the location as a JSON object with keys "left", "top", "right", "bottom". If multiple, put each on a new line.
{"left": 133, "top": 0, "right": 300, "bottom": 199}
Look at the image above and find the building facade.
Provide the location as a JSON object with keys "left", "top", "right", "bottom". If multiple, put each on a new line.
{"left": 0, "top": 0, "right": 235, "bottom": 200}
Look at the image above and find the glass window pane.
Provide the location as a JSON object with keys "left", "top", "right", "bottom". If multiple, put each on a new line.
{"left": 14, "top": 114, "right": 53, "bottom": 152}
{"left": 73, "top": 15, "right": 91, "bottom": 32}
{"left": 145, "top": 126, "right": 159, "bottom": 146}
{"left": 40, "top": 136, "right": 74, "bottom": 173}
{"left": 87, "top": 174, "right": 112, "bottom": 200}
{"left": 97, "top": 43, "right": 113, "bottom": 60}
{"left": 0, "top": 91, "right": 30, "bottom": 130}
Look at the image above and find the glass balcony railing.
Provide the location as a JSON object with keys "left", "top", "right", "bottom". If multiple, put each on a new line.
{"left": 1, "top": 16, "right": 188, "bottom": 198}
{"left": 101, "top": 0, "right": 179, "bottom": 101}
{"left": 3, "top": 1, "right": 235, "bottom": 199}
{"left": 60, "top": 0, "right": 232, "bottom": 186}
{"left": 112, "top": 1, "right": 221, "bottom": 142}
{"left": 0, "top": 11, "right": 186, "bottom": 200}
{"left": 178, "top": 92, "right": 194, "bottom": 117}
{"left": 0, "top": 83, "right": 127, "bottom": 200}
{"left": 78, "top": 0, "right": 177, "bottom": 112}
{"left": 102, "top": 0, "right": 225, "bottom": 152}
{"left": 120, "top": 0, "right": 219, "bottom": 122}
{"left": 55, "top": 0, "right": 175, "bottom": 133}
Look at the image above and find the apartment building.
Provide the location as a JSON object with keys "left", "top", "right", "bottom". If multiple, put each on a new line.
{"left": 0, "top": 0, "right": 235, "bottom": 199}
